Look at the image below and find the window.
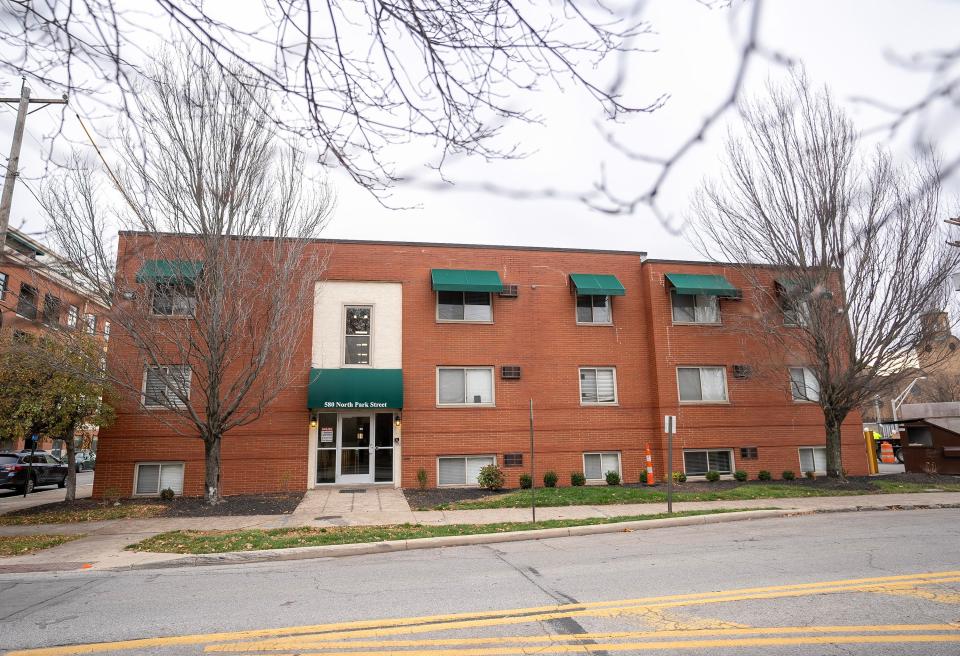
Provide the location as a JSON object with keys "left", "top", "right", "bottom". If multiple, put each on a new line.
{"left": 579, "top": 367, "right": 617, "bottom": 404}
{"left": 83, "top": 313, "right": 96, "bottom": 335}
{"left": 740, "top": 447, "right": 758, "bottom": 460}
{"left": 103, "top": 321, "right": 111, "bottom": 341}
{"left": 798, "top": 447, "right": 827, "bottom": 474}
{"left": 504, "top": 453, "right": 523, "bottom": 467}
{"left": 143, "top": 366, "right": 192, "bottom": 408}
{"left": 584, "top": 452, "right": 621, "bottom": 481}
{"left": 438, "top": 456, "right": 495, "bottom": 486}
{"left": 134, "top": 462, "right": 184, "bottom": 495}
{"left": 906, "top": 427, "right": 933, "bottom": 446}
{"left": 66, "top": 305, "right": 79, "bottom": 329}
{"left": 0, "top": 271, "right": 7, "bottom": 300}
{"left": 151, "top": 284, "right": 197, "bottom": 316}
{"left": 671, "top": 292, "right": 720, "bottom": 324}
{"left": 576, "top": 295, "right": 611, "bottom": 324}
{"left": 437, "top": 291, "right": 492, "bottom": 322}
{"left": 677, "top": 366, "right": 728, "bottom": 402}
{"left": 344, "top": 306, "right": 371, "bottom": 365}
{"left": 42, "top": 293, "right": 61, "bottom": 326}
{"left": 783, "top": 299, "right": 810, "bottom": 327}
{"left": 684, "top": 449, "right": 734, "bottom": 476}
{"left": 437, "top": 367, "right": 494, "bottom": 406}
{"left": 16, "top": 283, "right": 38, "bottom": 319}
{"left": 789, "top": 367, "right": 820, "bottom": 402}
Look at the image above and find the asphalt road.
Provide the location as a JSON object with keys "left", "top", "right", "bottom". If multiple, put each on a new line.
{"left": 0, "top": 471, "right": 94, "bottom": 514}
{"left": 1, "top": 508, "right": 959, "bottom": 655}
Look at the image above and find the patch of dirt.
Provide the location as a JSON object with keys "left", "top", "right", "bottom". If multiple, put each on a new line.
{"left": 3, "top": 492, "right": 305, "bottom": 519}
{"left": 403, "top": 488, "right": 502, "bottom": 510}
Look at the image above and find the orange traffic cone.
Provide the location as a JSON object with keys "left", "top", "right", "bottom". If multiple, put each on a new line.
{"left": 880, "top": 441, "right": 896, "bottom": 464}
{"left": 644, "top": 443, "right": 655, "bottom": 486}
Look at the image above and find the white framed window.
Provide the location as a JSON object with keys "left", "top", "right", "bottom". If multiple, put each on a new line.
{"left": 677, "top": 366, "right": 728, "bottom": 403}
{"left": 789, "top": 367, "right": 820, "bottom": 402}
{"left": 143, "top": 365, "right": 192, "bottom": 408}
{"left": 151, "top": 284, "right": 197, "bottom": 316}
{"left": 576, "top": 295, "right": 611, "bottom": 324}
{"left": 583, "top": 452, "right": 621, "bottom": 481}
{"left": 437, "top": 367, "right": 494, "bottom": 406}
{"left": 798, "top": 447, "right": 827, "bottom": 474}
{"left": 103, "top": 321, "right": 111, "bottom": 341}
{"left": 579, "top": 367, "right": 617, "bottom": 405}
{"left": 66, "top": 305, "right": 79, "bottom": 329}
{"left": 83, "top": 313, "right": 96, "bottom": 335}
{"left": 437, "top": 291, "right": 492, "bottom": 322}
{"left": 343, "top": 305, "right": 372, "bottom": 365}
{"left": 683, "top": 449, "right": 734, "bottom": 477}
{"left": 783, "top": 299, "right": 810, "bottom": 327}
{"left": 134, "top": 462, "right": 184, "bottom": 496}
{"left": 671, "top": 292, "right": 720, "bottom": 324}
{"left": 437, "top": 455, "right": 495, "bottom": 486}
{"left": 16, "top": 283, "right": 38, "bottom": 319}
{"left": 0, "top": 271, "right": 7, "bottom": 300}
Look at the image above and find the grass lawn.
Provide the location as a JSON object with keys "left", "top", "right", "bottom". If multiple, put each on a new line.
{"left": 435, "top": 480, "right": 960, "bottom": 510}
{"left": 128, "top": 509, "right": 759, "bottom": 554}
{"left": 0, "top": 504, "right": 167, "bottom": 526}
{"left": 0, "top": 534, "right": 83, "bottom": 556}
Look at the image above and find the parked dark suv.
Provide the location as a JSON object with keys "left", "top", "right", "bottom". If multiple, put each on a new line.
{"left": 0, "top": 451, "right": 69, "bottom": 494}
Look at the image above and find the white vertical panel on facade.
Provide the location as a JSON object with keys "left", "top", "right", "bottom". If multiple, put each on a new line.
{"left": 312, "top": 281, "right": 403, "bottom": 370}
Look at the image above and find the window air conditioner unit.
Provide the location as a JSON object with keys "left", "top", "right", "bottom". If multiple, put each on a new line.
{"left": 732, "top": 364, "right": 752, "bottom": 379}
{"left": 501, "top": 365, "right": 521, "bottom": 380}
{"left": 499, "top": 284, "right": 519, "bottom": 298}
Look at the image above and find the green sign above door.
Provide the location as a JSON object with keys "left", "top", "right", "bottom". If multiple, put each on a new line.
{"left": 308, "top": 368, "right": 403, "bottom": 409}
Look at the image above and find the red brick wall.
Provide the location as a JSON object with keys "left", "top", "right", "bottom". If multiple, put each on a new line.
{"left": 93, "top": 238, "right": 869, "bottom": 497}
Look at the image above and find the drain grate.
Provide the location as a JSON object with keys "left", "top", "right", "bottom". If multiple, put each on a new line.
{"left": 314, "top": 515, "right": 342, "bottom": 521}
{"left": 339, "top": 488, "right": 367, "bottom": 494}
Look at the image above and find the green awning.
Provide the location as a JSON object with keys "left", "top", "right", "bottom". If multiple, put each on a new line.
{"left": 431, "top": 269, "right": 503, "bottom": 293}
{"left": 308, "top": 368, "right": 403, "bottom": 409}
{"left": 135, "top": 260, "right": 203, "bottom": 284}
{"left": 666, "top": 273, "right": 741, "bottom": 298}
{"left": 569, "top": 273, "right": 626, "bottom": 296}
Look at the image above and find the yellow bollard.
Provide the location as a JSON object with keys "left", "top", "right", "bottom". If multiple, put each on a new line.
{"left": 864, "top": 431, "right": 879, "bottom": 475}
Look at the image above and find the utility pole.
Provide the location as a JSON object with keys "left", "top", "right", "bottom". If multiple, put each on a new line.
{"left": 0, "top": 77, "right": 68, "bottom": 254}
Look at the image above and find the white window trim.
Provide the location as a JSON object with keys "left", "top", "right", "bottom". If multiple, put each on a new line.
{"left": 789, "top": 366, "right": 820, "bottom": 403}
{"left": 0, "top": 271, "right": 7, "bottom": 300}
{"left": 682, "top": 448, "right": 736, "bottom": 479}
{"left": 435, "top": 291, "right": 494, "bottom": 324}
{"left": 141, "top": 365, "right": 192, "bottom": 409}
{"left": 578, "top": 367, "right": 619, "bottom": 406}
{"left": 575, "top": 294, "right": 613, "bottom": 326}
{"left": 798, "top": 446, "right": 827, "bottom": 475}
{"left": 342, "top": 303, "right": 374, "bottom": 368}
{"left": 670, "top": 291, "right": 722, "bottom": 326}
{"left": 436, "top": 455, "right": 497, "bottom": 487}
{"left": 582, "top": 451, "right": 621, "bottom": 482}
{"left": 436, "top": 366, "right": 496, "bottom": 407}
{"left": 149, "top": 285, "right": 197, "bottom": 317}
{"left": 66, "top": 305, "right": 79, "bottom": 329}
{"left": 133, "top": 461, "right": 185, "bottom": 496}
{"left": 676, "top": 366, "right": 730, "bottom": 404}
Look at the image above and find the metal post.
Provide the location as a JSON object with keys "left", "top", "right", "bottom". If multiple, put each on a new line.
{"left": 667, "top": 427, "right": 673, "bottom": 515}
{"left": 24, "top": 435, "right": 36, "bottom": 498}
{"left": 529, "top": 398, "right": 535, "bottom": 524}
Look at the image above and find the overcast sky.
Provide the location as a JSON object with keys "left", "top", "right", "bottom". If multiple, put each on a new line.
{"left": 2, "top": 0, "right": 959, "bottom": 261}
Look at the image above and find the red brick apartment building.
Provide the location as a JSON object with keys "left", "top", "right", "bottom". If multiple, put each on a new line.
{"left": 0, "top": 228, "right": 110, "bottom": 451}
{"left": 94, "top": 236, "right": 867, "bottom": 497}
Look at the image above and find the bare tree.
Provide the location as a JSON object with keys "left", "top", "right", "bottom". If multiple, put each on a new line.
{"left": 694, "top": 76, "right": 960, "bottom": 479}
{"left": 43, "top": 53, "right": 334, "bottom": 503}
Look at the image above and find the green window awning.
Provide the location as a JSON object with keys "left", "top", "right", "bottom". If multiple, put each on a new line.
{"left": 430, "top": 269, "right": 503, "bottom": 293}
{"left": 308, "top": 368, "right": 403, "bottom": 409}
{"left": 135, "top": 260, "right": 204, "bottom": 284}
{"left": 666, "top": 273, "right": 741, "bottom": 299}
{"left": 569, "top": 273, "right": 626, "bottom": 296}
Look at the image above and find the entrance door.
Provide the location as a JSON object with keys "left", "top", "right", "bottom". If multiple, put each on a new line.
{"left": 338, "top": 414, "right": 373, "bottom": 484}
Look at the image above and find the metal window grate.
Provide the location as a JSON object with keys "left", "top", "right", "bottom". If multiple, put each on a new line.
{"left": 504, "top": 453, "right": 523, "bottom": 467}
{"left": 732, "top": 365, "right": 752, "bottom": 379}
{"left": 499, "top": 284, "right": 519, "bottom": 298}
{"left": 740, "top": 447, "right": 758, "bottom": 460}
{"left": 501, "top": 365, "right": 521, "bottom": 379}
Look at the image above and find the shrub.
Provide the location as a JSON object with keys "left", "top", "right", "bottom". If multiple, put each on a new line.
{"left": 519, "top": 473, "right": 533, "bottom": 489}
{"left": 733, "top": 470, "right": 748, "bottom": 482}
{"left": 758, "top": 470, "right": 772, "bottom": 481}
{"left": 570, "top": 472, "right": 586, "bottom": 486}
{"left": 605, "top": 470, "right": 621, "bottom": 486}
{"left": 477, "top": 464, "right": 505, "bottom": 490}
{"left": 159, "top": 488, "right": 175, "bottom": 501}
{"left": 705, "top": 470, "right": 721, "bottom": 482}
{"left": 805, "top": 470, "right": 816, "bottom": 480}
{"left": 782, "top": 470, "right": 796, "bottom": 481}
{"left": 672, "top": 471, "right": 687, "bottom": 484}
{"left": 416, "top": 468, "right": 428, "bottom": 489}
{"left": 543, "top": 470, "right": 558, "bottom": 488}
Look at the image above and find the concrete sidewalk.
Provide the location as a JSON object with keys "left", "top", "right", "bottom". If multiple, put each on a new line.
{"left": 0, "top": 471, "right": 94, "bottom": 514}
{"left": 2, "top": 490, "right": 959, "bottom": 573}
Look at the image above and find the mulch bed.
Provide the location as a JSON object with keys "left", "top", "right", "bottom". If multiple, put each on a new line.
{"left": 3, "top": 492, "right": 305, "bottom": 519}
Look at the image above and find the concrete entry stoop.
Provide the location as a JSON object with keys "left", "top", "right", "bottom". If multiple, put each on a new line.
{"left": 289, "top": 486, "right": 414, "bottom": 524}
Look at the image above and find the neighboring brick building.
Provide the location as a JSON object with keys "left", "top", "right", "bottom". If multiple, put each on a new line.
{"left": 94, "top": 235, "right": 867, "bottom": 498}
{"left": 0, "top": 228, "right": 111, "bottom": 451}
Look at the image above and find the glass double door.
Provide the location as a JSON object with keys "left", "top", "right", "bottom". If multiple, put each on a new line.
{"left": 317, "top": 412, "right": 394, "bottom": 484}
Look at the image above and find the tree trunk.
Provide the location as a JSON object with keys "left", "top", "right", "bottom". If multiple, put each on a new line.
{"left": 824, "top": 411, "right": 846, "bottom": 481}
{"left": 64, "top": 425, "right": 77, "bottom": 502}
{"left": 204, "top": 437, "right": 222, "bottom": 505}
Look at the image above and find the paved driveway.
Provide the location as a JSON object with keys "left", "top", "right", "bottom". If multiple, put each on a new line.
{"left": 0, "top": 470, "right": 94, "bottom": 514}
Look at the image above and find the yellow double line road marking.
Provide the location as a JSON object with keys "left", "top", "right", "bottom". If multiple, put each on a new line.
{"left": 9, "top": 570, "right": 960, "bottom": 656}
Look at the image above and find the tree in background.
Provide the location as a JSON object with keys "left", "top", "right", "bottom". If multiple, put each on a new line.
{"left": 694, "top": 76, "right": 960, "bottom": 479}
{"left": 0, "top": 331, "right": 113, "bottom": 500}
{"left": 43, "top": 53, "right": 334, "bottom": 504}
